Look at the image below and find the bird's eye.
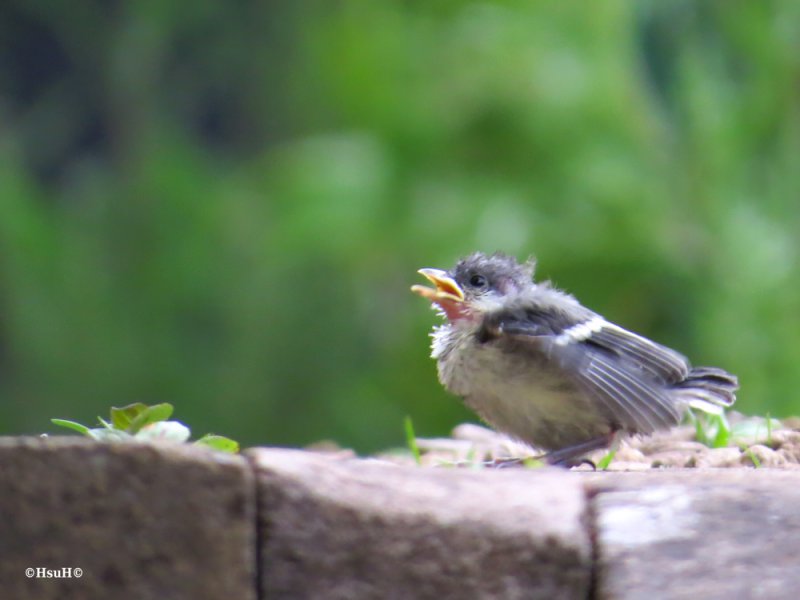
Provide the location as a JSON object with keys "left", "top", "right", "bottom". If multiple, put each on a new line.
{"left": 469, "top": 274, "right": 488, "bottom": 288}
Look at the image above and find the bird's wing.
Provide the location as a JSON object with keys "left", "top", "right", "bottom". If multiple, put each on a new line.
{"left": 482, "top": 308, "right": 687, "bottom": 433}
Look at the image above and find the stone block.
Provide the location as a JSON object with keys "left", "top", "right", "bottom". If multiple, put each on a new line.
{"left": 249, "top": 449, "right": 592, "bottom": 600}
{"left": 0, "top": 437, "right": 255, "bottom": 600}
{"left": 584, "top": 470, "right": 800, "bottom": 600}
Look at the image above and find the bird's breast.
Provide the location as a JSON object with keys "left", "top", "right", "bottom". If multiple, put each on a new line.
{"left": 431, "top": 325, "right": 611, "bottom": 450}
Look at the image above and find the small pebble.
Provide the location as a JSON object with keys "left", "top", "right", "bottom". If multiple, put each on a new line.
{"left": 688, "top": 447, "right": 743, "bottom": 468}
{"left": 743, "top": 444, "right": 787, "bottom": 467}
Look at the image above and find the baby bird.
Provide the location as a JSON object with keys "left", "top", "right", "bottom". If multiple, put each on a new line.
{"left": 412, "top": 252, "right": 738, "bottom": 465}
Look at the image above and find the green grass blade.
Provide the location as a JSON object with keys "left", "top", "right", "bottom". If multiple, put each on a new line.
{"left": 766, "top": 412, "right": 773, "bottom": 446}
{"left": 404, "top": 416, "right": 422, "bottom": 466}
{"left": 711, "top": 413, "right": 731, "bottom": 448}
{"left": 742, "top": 446, "right": 761, "bottom": 468}
{"left": 51, "top": 419, "right": 91, "bottom": 436}
{"left": 596, "top": 447, "right": 617, "bottom": 470}
{"left": 688, "top": 410, "right": 709, "bottom": 446}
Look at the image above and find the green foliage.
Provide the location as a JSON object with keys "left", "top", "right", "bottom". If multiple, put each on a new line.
{"left": 729, "top": 415, "right": 783, "bottom": 448}
{"left": 690, "top": 410, "right": 731, "bottom": 449}
{"left": 690, "top": 409, "right": 782, "bottom": 451}
{"left": 51, "top": 404, "right": 239, "bottom": 453}
{"left": 404, "top": 416, "right": 422, "bottom": 466}
{"left": 596, "top": 448, "right": 618, "bottom": 471}
{"left": 0, "top": 2, "right": 799, "bottom": 452}
{"left": 50, "top": 419, "right": 92, "bottom": 437}
{"left": 194, "top": 434, "right": 241, "bottom": 453}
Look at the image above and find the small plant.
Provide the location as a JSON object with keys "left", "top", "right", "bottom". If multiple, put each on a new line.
{"left": 690, "top": 409, "right": 782, "bottom": 450}
{"left": 51, "top": 403, "right": 239, "bottom": 453}
{"left": 729, "top": 414, "right": 782, "bottom": 447}
{"left": 596, "top": 447, "right": 618, "bottom": 471}
{"left": 740, "top": 445, "right": 761, "bottom": 468}
{"left": 404, "top": 416, "right": 422, "bottom": 466}
{"left": 766, "top": 412, "right": 774, "bottom": 447}
{"left": 688, "top": 409, "right": 731, "bottom": 448}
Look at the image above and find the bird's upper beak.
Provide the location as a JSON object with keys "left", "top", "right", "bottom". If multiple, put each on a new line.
{"left": 411, "top": 268, "right": 465, "bottom": 304}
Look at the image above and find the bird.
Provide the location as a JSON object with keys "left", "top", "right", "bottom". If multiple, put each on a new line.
{"left": 411, "top": 252, "right": 738, "bottom": 466}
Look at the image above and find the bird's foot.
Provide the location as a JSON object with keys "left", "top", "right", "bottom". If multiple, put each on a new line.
{"left": 540, "top": 433, "right": 617, "bottom": 468}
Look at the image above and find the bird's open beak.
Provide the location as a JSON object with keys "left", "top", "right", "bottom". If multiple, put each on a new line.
{"left": 411, "top": 268, "right": 465, "bottom": 304}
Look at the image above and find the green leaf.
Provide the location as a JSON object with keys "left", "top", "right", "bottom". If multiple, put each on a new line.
{"left": 711, "top": 413, "right": 731, "bottom": 448}
{"left": 194, "top": 434, "right": 240, "bottom": 453}
{"left": 134, "top": 420, "right": 190, "bottom": 443}
{"left": 110, "top": 403, "right": 149, "bottom": 431}
{"left": 689, "top": 409, "right": 731, "bottom": 448}
{"left": 596, "top": 447, "right": 618, "bottom": 470}
{"left": 404, "top": 416, "right": 422, "bottom": 466}
{"left": 128, "top": 403, "right": 174, "bottom": 434}
{"left": 51, "top": 419, "right": 92, "bottom": 436}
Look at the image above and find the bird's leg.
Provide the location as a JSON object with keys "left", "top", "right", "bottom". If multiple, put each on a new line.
{"left": 541, "top": 432, "right": 618, "bottom": 468}
{"left": 482, "top": 432, "right": 617, "bottom": 469}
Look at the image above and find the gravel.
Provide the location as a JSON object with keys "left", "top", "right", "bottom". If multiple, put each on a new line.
{"left": 375, "top": 412, "right": 800, "bottom": 470}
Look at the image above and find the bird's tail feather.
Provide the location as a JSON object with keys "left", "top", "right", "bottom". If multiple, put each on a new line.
{"left": 671, "top": 366, "right": 738, "bottom": 415}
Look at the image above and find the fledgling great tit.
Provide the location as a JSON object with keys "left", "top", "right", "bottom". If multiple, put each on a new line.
{"left": 412, "top": 252, "right": 738, "bottom": 466}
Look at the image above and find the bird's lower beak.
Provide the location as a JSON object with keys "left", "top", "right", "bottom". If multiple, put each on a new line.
{"left": 411, "top": 268, "right": 465, "bottom": 303}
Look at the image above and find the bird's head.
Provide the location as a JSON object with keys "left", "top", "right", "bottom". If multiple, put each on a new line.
{"left": 411, "top": 252, "right": 534, "bottom": 322}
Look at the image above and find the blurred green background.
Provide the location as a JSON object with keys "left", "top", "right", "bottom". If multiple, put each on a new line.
{"left": 1, "top": 1, "right": 798, "bottom": 453}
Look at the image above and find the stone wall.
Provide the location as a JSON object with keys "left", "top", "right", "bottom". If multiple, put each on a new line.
{"left": 1, "top": 438, "right": 797, "bottom": 599}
